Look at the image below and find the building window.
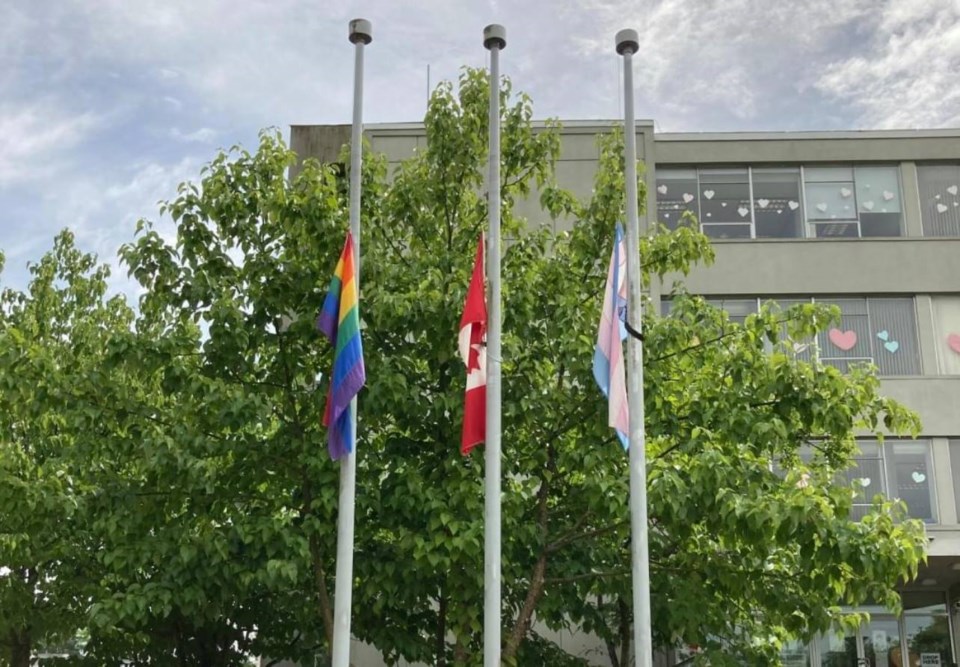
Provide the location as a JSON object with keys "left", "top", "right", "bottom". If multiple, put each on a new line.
{"left": 950, "top": 439, "right": 960, "bottom": 521}
{"left": 918, "top": 164, "right": 960, "bottom": 236}
{"left": 932, "top": 296, "right": 960, "bottom": 374}
{"left": 656, "top": 165, "right": 903, "bottom": 240}
{"left": 661, "top": 297, "right": 920, "bottom": 376}
{"left": 843, "top": 439, "right": 936, "bottom": 523}
{"left": 816, "top": 298, "right": 920, "bottom": 376}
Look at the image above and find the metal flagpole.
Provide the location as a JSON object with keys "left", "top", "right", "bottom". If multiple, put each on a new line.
{"left": 616, "top": 28, "right": 654, "bottom": 667}
{"left": 331, "top": 18, "right": 371, "bottom": 667}
{"left": 483, "top": 23, "right": 506, "bottom": 667}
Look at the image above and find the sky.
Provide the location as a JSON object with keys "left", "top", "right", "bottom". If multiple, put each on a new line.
{"left": 2, "top": 0, "right": 959, "bottom": 296}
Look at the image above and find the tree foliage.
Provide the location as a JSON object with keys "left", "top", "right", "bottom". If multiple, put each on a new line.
{"left": 0, "top": 68, "right": 927, "bottom": 667}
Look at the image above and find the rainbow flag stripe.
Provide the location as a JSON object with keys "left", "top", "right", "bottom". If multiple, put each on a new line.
{"left": 317, "top": 232, "right": 366, "bottom": 460}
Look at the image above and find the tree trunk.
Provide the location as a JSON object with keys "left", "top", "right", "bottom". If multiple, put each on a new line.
{"left": 597, "top": 595, "right": 622, "bottom": 667}
{"left": 9, "top": 628, "right": 31, "bottom": 667}
{"left": 617, "top": 597, "right": 632, "bottom": 667}
{"left": 309, "top": 532, "right": 335, "bottom": 646}
{"left": 501, "top": 551, "right": 548, "bottom": 661}
{"left": 453, "top": 632, "right": 469, "bottom": 666}
{"left": 436, "top": 579, "right": 448, "bottom": 666}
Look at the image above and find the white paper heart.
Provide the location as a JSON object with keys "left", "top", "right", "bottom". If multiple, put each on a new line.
{"left": 657, "top": 184, "right": 668, "bottom": 195}
{"left": 840, "top": 187, "right": 852, "bottom": 198}
{"left": 737, "top": 207, "right": 749, "bottom": 218}
{"left": 721, "top": 202, "right": 727, "bottom": 207}
{"left": 949, "top": 185, "right": 959, "bottom": 195}
{"left": 664, "top": 213, "right": 670, "bottom": 218}
{"left": 788, "top": 200, "right": 799, "bottom": 210}
{"left": 882, "top": 190, "right": 894, "bottom": 201}
{"left": 858, "top": 477, "right": 871, "bottom": 487}
{"left": 776, "top": 209, "right": 782, "bottom": 214}
{"left": 793, "top": 342, "right": 810, "bottom": 353}
{"left": 703, "top": 190, "right": 715, "bottom": 200}
{"left": 936, "top": 194, "right": 942, "bottom": 200}
{"left": 706, "top": 212, "right": 712, "bottom": 217}
{"left": 938, "top": 203, "right": 949, "bottom": 213}
{"left": 757, "top": 198, "right": 770, "bottom": 208}
{"left": 682, "top": 193, "right": 694, "bottom": 203}
{"left": 816, "top": 202, "right": 828, "bottom": 212}
{"left": 862, "top": 201, "right": 875, "bottom": 211}
{"left": 912, "top": 471, "right": 926, "bottom": 483}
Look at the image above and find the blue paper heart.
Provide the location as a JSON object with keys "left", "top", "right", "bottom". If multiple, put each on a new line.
{"left": 884, "top": 340, "right": 900, "bottom": 353}
{"left": 876, "top": 330, "right": 889, "bottom": 341}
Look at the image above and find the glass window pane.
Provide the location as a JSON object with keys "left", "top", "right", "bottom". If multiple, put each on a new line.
{"left": 887, "top": 440, "right": 936, "bottom": 522}
{"left": 805, "top": 182, "right": 858, "bottom": 221}
{"left": 812, "top": 221, "right": 859, "bottom": 238}
{"left": 859, "top": 212, "right": 902, "bottom": 237}
{"left": 918, "top": 164, "right": 960, "bottom": 237}
{"left": 805, "top": 166, "right": 854, "bottom": 182}
{"left": 840, "top": 440, "right": 884, "bottom": 520}
{"left": 753, "top": 168, "right": 804, "bottom": 238}
{"left": 932, "top": 296, "right": 960, "bottom": 374}
{"left": 903, "top": 601, "right": 951, "bottom": 667}
{"left": 855, "top": 167, "right": 902, "bottom": 213}
{"left": 700, "top": 168, "right": 751, "bottom": 225}
{"left": 818, "top": 299, "right": 873, "bottom": 370}
{"left": 870, "top": 298, "right": 920, "bottom": 376}
{"left": 656, "top": 168, "right": 699, "bottom": 231}
{"left": 702, "top": 223, "right": 752, "bottom": 239}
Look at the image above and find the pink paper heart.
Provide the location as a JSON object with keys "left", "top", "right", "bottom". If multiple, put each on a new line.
{"left": 828, "top": 328, "right": 858, "bottom": 351}
{"left": 948, "top": 333, "right": 960, "bottom": 355}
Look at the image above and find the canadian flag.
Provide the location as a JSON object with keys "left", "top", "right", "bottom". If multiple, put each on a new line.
{"left": 459, "top": 236, "right": 487, "bottom": 455}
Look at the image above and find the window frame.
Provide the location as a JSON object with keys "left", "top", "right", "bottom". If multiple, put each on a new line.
{"left": 655, "top": 164, "right": 904, "bottom": 240}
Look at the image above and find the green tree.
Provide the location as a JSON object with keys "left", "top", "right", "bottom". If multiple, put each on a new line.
{"left": 103, "top": 67, "right": 924, "bottom": 666}
{"left": 0, "top": 232, "right": 133, "bottom": 667}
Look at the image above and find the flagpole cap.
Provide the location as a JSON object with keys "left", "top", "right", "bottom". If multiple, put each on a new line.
{"left": 483, "top": 24, "right": 506, "bottom": 50}
{"left": 615, "top": 29, "right": 639, "bottom": 55}
{"left": 349, "top": 18, "right": 372, "bottom": 45}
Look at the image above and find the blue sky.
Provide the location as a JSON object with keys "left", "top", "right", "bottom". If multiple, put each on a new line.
{"left": 2, "top": 0, "right": 959, "bottom": 296}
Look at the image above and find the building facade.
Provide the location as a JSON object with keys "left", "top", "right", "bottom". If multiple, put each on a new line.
{"left": 291, "top": 123, "right": 960, "bottom": 667}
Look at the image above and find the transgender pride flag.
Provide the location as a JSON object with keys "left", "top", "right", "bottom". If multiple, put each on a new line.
{"left": 317, "top": 232, "right": 366, "bottom": 460}
{"left": 593, "top": 224, "right": 629, "bottom": 449}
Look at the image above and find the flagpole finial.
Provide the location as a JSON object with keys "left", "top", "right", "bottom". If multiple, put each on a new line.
{"left": 483, "top": 24, "right": 506, "bottom": 50}
{"left": 349, "top": 18, "right": 372, "bottom": 44}
{"left": 615, "top": 28, "right": 639, "bottom": 55}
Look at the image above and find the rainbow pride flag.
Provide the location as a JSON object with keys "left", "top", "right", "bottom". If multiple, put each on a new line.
{"left": 317, "top": 232, "right": 366, "bottom": 460}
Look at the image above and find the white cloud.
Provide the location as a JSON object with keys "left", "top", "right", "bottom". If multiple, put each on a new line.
{"left": 170, "top": 127, "right": 218, "bottom": 143}
{"left": 0, "top": 104, "right": 100, "bottom": 186}
{"left": 815, "top": 0, "right": 960, "bottom": 128}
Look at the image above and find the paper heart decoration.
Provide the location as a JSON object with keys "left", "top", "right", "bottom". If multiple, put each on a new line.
{"left": 912, "top": 471, "right": 926, "bottom": 483}
{"left": 721, "top": 202, "right": 727, "bottom": 207}
{"left": 828, "top": 328, "right": 857, "bottom": 351}
{"left": 776, "top": 209, "right": 782, "bottom": 214}
{"left": 858, "top": 477, "right": 872, "bottom": 488}
{"left": 703, "top": 190, "right": 715, "bottom": 200}
{"left": 938, "top": 203, "right": 949, "bottom": 213}
{"left": 884, "top": 340, "right": 899, "bottom": 353}
{"left": 862, "top": 201, "right": 875, "bottom": 210}
{"left": 840, "top": 187, "right": 852, "bottom": 198}
{"left": 657, "top": 184, "right": 668, "bottom": 195}
{"left": 876, "top": 330, "right": 889, "bottom": 341}
{"left": 793, "top": 342, "right": 810, "bottom": 353}
{"left": 947, "top": 333, "right": 960, "bottom": 355}
{"left": 681, "top": 193, "right": 693, "bottom": 203}
{"left": 705, "top": 212, "right": 712, "bottom": 217}
{"left": 788, "top": 200, "right": 799, "bottom": 210}
{"left": 882, "top": 190, "right": 894, "bottom": 201}
{"left": 757, "top": 198, "right": 770, "bottom": 208}
{"left": 664, "top": 213, "right": 670, "bottom": 219}
{"left": 816, "top": 202, "right": 828, "bottom": 212}
{"left": 936, "top": 194, "right": 942, "bottom": 199}
{"left": 949, "top": 185, "right": 959, "bottom": 195}
{"left": 737, "top": 207, "right": 749, "bottom": 218}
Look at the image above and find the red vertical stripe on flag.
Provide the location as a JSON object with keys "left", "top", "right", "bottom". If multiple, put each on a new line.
{"left": 459, "top": 236, "right": 487, "bottom": 455}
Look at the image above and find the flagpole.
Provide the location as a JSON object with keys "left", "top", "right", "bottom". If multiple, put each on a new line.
{"left": 483, "top": 23, "right": 505, "bottom": 667}
{"left": 616, "top": 28, "right": 654, "bottom": 667}
{"left": 331, "top": 18, "right": 371, "bottom": 667}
